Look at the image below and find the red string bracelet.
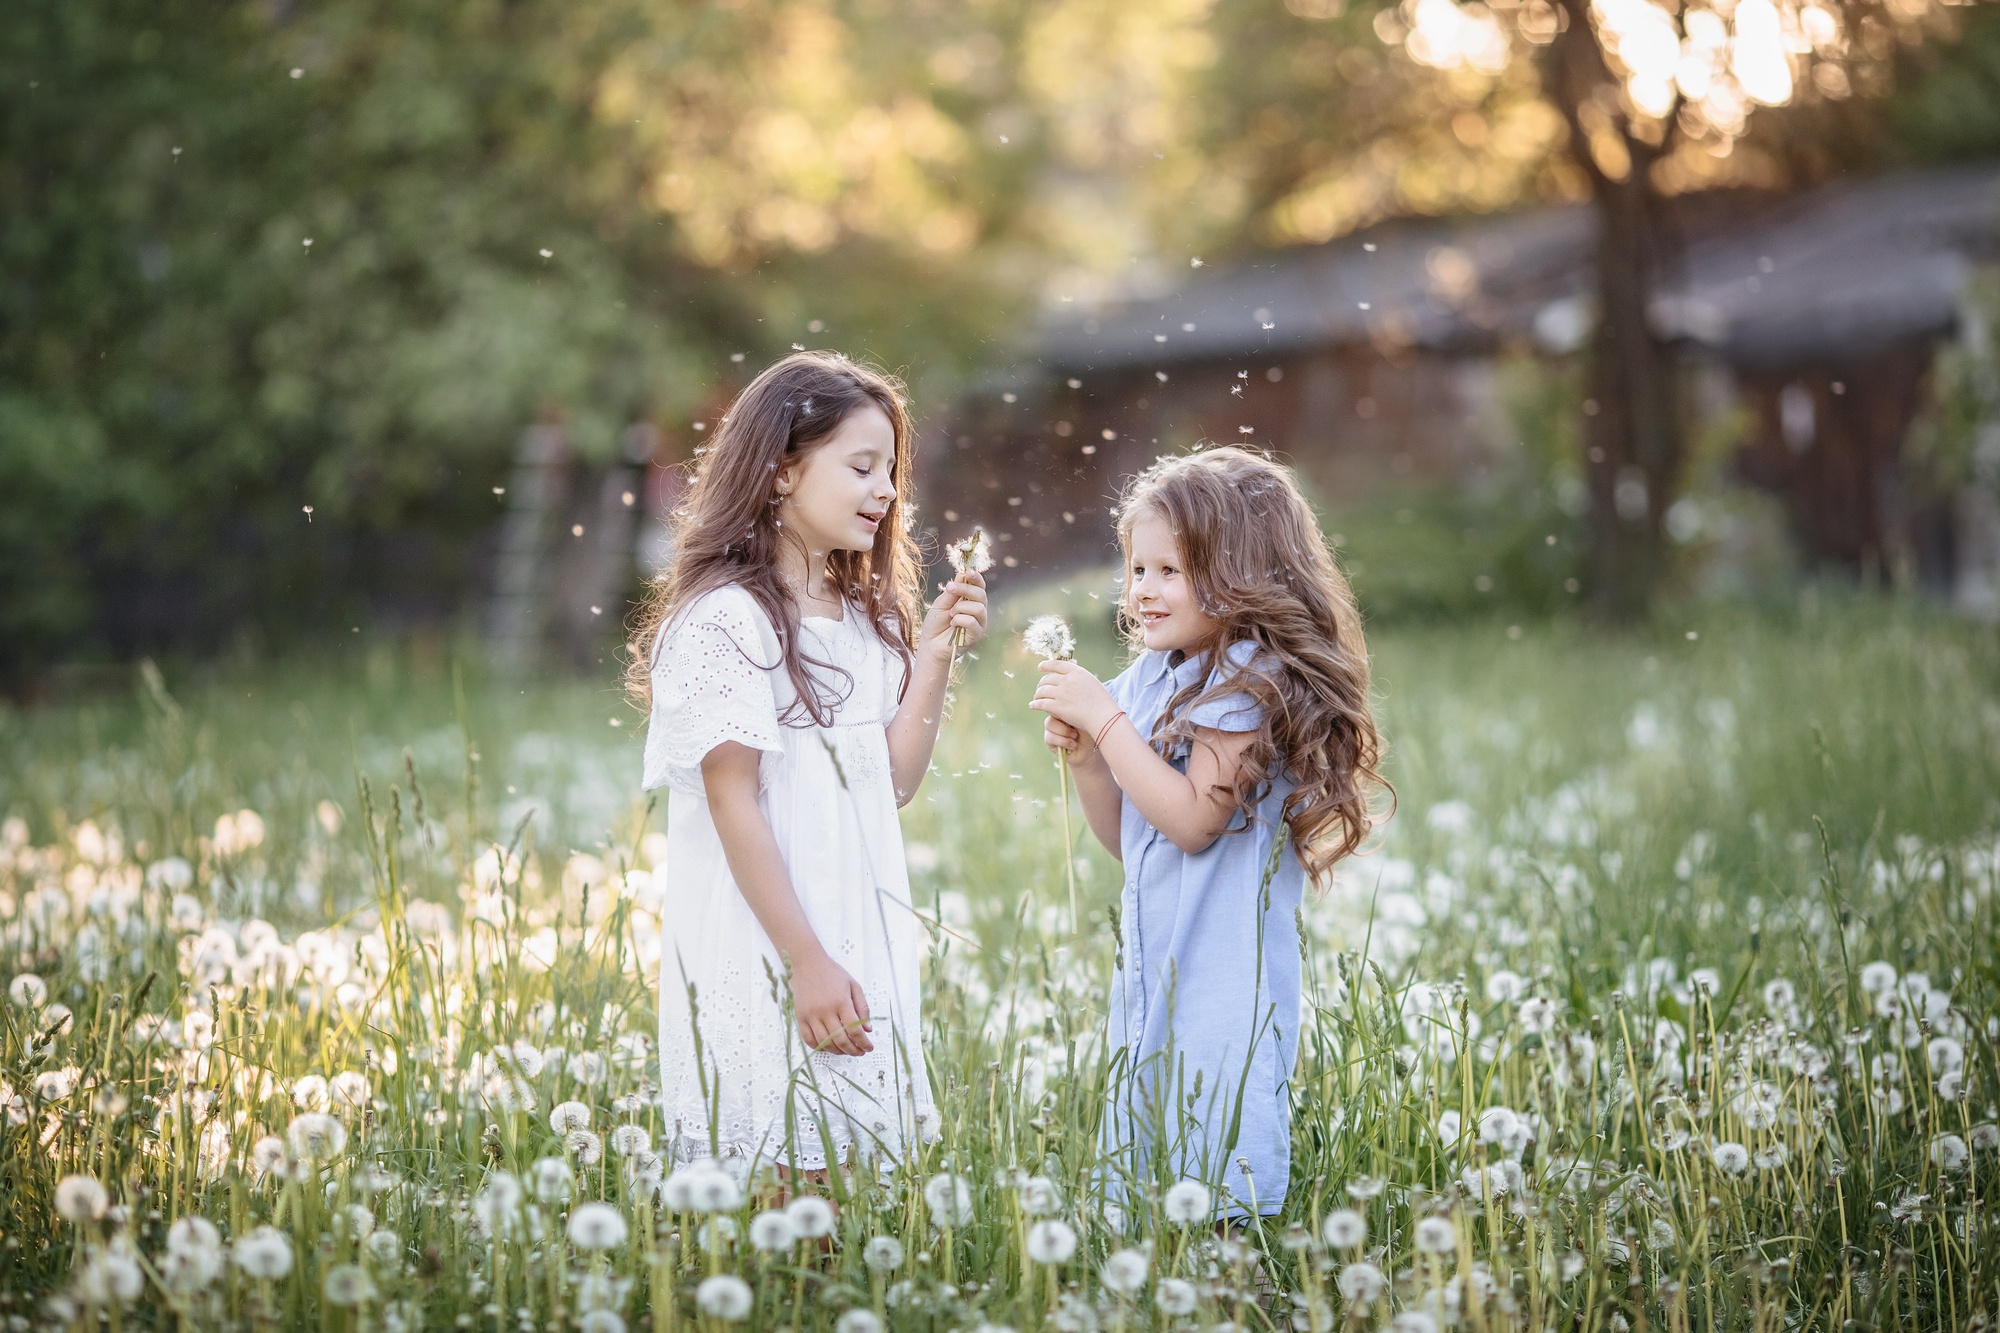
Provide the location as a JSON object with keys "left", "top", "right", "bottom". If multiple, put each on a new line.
{"left": 1092, "top": 710, "right": 1127, "bottom": 750}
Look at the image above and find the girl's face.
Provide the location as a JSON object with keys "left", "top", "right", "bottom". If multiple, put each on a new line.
{"left": 1125, "top": 509, "right": 1220, "bottom": 654}
{"left": 776, "top": 403, "right": 898, "bottom": 563}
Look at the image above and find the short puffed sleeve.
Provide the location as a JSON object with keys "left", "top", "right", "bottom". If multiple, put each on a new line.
{"left": 1185, "top": 640, "right": 1266, "bottom": 733}
{"left": 641, "top": 587, "right": 786, "bottom": 796}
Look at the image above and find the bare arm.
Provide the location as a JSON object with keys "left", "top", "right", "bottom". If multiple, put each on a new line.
{"left": 701, "top": 741, "right": 872, "bottom": 1056}
{"left": 1032, "top": 661, "right": 1254, "bottom": 856}
{"left": 885, "top": 572, "right": 988, "bottom": 805}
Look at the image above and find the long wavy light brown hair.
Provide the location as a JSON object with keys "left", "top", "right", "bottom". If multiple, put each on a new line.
{"left": 1116, "top": 446, "right": 1389, "bottom": 879}
{"left": 624, "top": 351, "right": 919, "bottom": 723}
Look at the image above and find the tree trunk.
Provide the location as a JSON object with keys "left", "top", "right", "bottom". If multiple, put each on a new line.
{"left": 1546, "top": 0, "right": 1688, "bottom": 622}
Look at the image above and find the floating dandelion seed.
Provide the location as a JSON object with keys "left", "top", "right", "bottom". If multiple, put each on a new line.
{"left": 1337, "top": 1262, "right": 1386, "bottom": 1303}
{"left": 1101, "top": 1248, "right": 1149, "bottom": 1294}
{"left": 1322, "top": 1208, "right": 1367, "bottom": 1248}
{"left": 785, "top": 1194, "right": 835, "bottom": 1237}
{"left": 695, "top": 1275, "right": 753, "bottom": 1320}
{"left": 1162, "top": 1179, "right": 1210, "bottom": 1224}
{"left": 1026, "top": 1218, "right": 1077, "bottom": 1263}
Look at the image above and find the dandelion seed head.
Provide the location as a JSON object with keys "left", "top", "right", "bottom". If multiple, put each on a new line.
{"left": 1752, "top": 1144, "right": 1787, "bottom": 1170}
{"left": 549, "top": 1100, "right": 591, "bottom": 1134}
{"left": 8, "top": 974, "right": 48, "bottom": 1008}
{"left": 1023, "top": 615, "right": 1076, "bottom": 662}
{"left": 1156, "top": 1277, "right": 1199, "bottom": 1314}
{"left": 568, "top": 1202, "right": 629, "bottom": 1250}
{"left": 863, "top": 1235, "right": 905, "bottom": 1271}
{"left": 785, "top": 1194, "right": 835, "bottom": 1237}
{"left": 836, "top": 1313, "right": 884, "bottom": 1333}
{"left": 323, "top": 1263, "right": 375, "bottom": 1306}
{"left": 578, "top": 1313, "right": 626, "bottom": 1333}
{"left": 695, "top": 1275, "right": 753, "bottom": 1320}
{"left": 1026, "top": 1218, "right": 1078, "bottom": 1263}
{"left": 1710, "top": 1142, "right": 1750, "bottom": 1175}
{"left": 1100, "top": 1247, "right": 1149, "bottom": 1294}
{"left": 1931, "top": 1133, "right": 1970, "bottom": 1173}
{"left": 1413, "top": 1215, "right": 1457, "bottom": 1253}
{"left": 1323, "top": 1208, "right": 1367, "bottom": 1248}
{"left": 1390, "top": 1311, "right": 1439, "bottom": 1333}
{"left": 1337, "top": 1261, "right": 1386, "bottom": 1303}
{"left": 565, "top": 1129, "right": 603, "bottom": 1164}
{"left": 1017, "top": 1175, "right": 1062, "bottom": 1216}
{"left": 947, "top": 527, "right": 994, "bottom": 576}
{"left": 1345, "top": 1175, "right": 1386, "bottom": 1200}
{"left": 749, "top": 1209, "right": 799, "bottom": 1251}
{"left": 531, "top": 1156, "right": 573, "bottom": 1205}
{"left": 234, "top": 1226, "right": 294, "bottom": 1279}
{"left": 688, "top": 1161, "right": 743, "bottom": 1213}
{"left": 76, "top": 1251, "right": 144, "bottom": 1306}
{"left": 924, "top": 1172, "right": 973, "bottom": 1227}
{"left": 1860, "top": 961, "right": 1898, "bottom": 993}
{"left": 609, "top": 1125, "right": 651, "bottom": 1156}
{"left": 1968, "top": 1122, "right": 1998, "bottom": 1151}
{"left": 55, "top": 1174, "right": 108, "bottom": 1223}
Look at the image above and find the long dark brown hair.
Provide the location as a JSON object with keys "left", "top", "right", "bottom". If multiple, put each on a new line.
{"left": 1116, "top": 446, "right": 1390, "bottom": 879}
{"left": 624, "top": 351, "right": 919, "bottom": 723}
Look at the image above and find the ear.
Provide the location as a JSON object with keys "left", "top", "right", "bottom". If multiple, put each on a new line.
{"left": 773, "top": 458, "right": 798, "bottom": 497}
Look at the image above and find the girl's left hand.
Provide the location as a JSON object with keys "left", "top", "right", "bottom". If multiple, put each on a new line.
{"left": 1030, "top": 660, "right": 1118, "bottom": 737}
{"left": 919, "top": 571, "right": 988, "bottom": 662}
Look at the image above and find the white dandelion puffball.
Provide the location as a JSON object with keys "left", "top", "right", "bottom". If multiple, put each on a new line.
{"left": 1435, "top": 1110, "right": 1462, "bottom": 1143}
{"left": 1971, "top": 1123, "right": 2000, "bottom": 1152}
{"left": 1322, "top": 1208, "right": 1367, "bottom": 1249}
{"left": 234, "top": 1226, "right": 294, "bottom": 1280}
{"left": 54, "top": 1174, "right": 109, "bottom": 1223}
{"left": 836, "top": 1312, "right": 885, "bottom": 1333}
{"left": 531, "top": 1156, "right": 574, "bottom": 1204}
{"left": 1156, "top": 1278, "right": 1199, "bottom": 1315}
{"left": 609, "top": 1124, "right": 651, "bottom": 1156}
{"left": 1390, "top": 1312, "right": 1440, "bottom": 1333}
{"left": 924, "top": 1172, "right": 974, "bottom": 1227}
{"left": 1017, "top": 1174, "right": 1062, "bottom": 1216}
{"left": 1100, "top": 1247, "right": 1150, "bottom": 1294}
{"left": 251, "top": 1136, "right": 288, "bottom": 1175}
{"left": 1023, "top": 615, "right": 1076, "bottom": 662}
{"left": 695, "top": 1275, "right": 753, "bottom": 1320}
{"left": 1762, "top": 978, "right": 1796, "bottom": 1015}
{"left": 785, "top": 1194, "right": 836, "bottom": 1238}
{"left": 76, "top": 1252, "right": 144, "bottom": 1306}
{"left": 1484, "top": 970, "right": 1527, "bottom": 1004}
{"left": 322, "top": 1263, "right": 375, "bottom": 1307}
{"left": 8, "top": 973, "right": 48, "bottom": 1008}
{"left": 286, "top": 1112, "right": 347, "bottom": 1161}
{"left": 568, "top": 1202, "right": 629, "bottom": 1250}
{"left": 167, "top": 1217, "right": 221, "bottom": 1257}
{"left": 1025, "top": 1218, "right": 1078, "bottom": 1264}
{"left": 579, "top": 1312, "right": 626, "bottom": 1333}
{"left": 947, "top": 527, "right": 993, "bottom": 576}
{"left": 1162, "top": 1178, "right": 1211, "bottom": 1224}
{"left": 1337, "top": 1261, "right": 1387, "bottom": 1304}
{"left": 1753, "top": 1144, "right": 1788, "bottom": 1170}
{"left": 550, "top": 1100, "right": 592, "bottom": 1134}
{"left": 1711, "top": 1141, "right": 1750, "bottom": 1175}
{"left": 1859, "top": 961, "right": 1898, "bottom": 993}
{"left": 863, "top": 1236, "right": 905, "bottom": 1272}
{"left": 1517, "top": 996, "right": 1557, "bottom": 1034}
{"left": 1927, "top": 1036, "right": 1964, "bottom": 1074}
{"left": 566, "top": 1129, "right": 604, "bottom": 1165}
{"left": 1931, "top": 1133, "right": 1971, "bottom": 1173}
{"left": 1413, "top": 1215, "right": 1457, "bottom": 1254}
{"left": 1346, "top": 1175, "right": 1386, "bottom": 1200}
{"left": 749, "top": 1209, "right": 800, "bottom": 1252}
{"left": 689, "top": 1161, "right": 743, "bottom": 1213}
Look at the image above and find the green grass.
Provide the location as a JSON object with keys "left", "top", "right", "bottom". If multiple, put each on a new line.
{"left": 0, "top": 598, "right": 1995, "bottom": 1331}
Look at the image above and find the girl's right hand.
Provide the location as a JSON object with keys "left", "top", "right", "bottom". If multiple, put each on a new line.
{"left": 791, "top": 952, "right": 874, "bottom": 1057}
{"left": 1043, "top": 716, "right": 1100, "bottom": 768}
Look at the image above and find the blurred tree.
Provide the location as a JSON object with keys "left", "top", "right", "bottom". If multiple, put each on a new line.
{"left": 0, "top": 0, "right": 1046, "bottom": 683}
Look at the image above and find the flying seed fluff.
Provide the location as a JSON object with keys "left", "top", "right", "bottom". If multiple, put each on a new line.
{"left": 624, "top": 351, "right": 919, "bottom": 724}
{"left": 1116, "top": 446, "right": 1390, "bottom": 879}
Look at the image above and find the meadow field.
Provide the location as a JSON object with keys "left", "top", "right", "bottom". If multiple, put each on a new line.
{"left": 0, "top": 594, "right": 1995, "bottom": 1332}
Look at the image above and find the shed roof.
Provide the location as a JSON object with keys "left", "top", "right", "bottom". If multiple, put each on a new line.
{"left": 1039, "top": 163, "right": 2000, "bottom": 375}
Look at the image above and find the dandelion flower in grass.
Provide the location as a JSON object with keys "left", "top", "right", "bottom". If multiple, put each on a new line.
{"left": 1156, "top": 1277, "right": 1199, "bottom": 1315}
{"left": 862, "top": 1236, "right": 904, "bottom": 1272}
{"left": 578, "top": 1312, "right": 626, "bottom": 1333}
{"left": 1971, "top": 1123, "right": 1999, "bottom": 1152}
{"left": 1023, "top": 615, "right": 1076, "bottom": 662}
{"left": 1931, "top": 1133, "right": 1970, "bottom": 1173}
{"left": 75, "top": 1251, "right": 144, "bottom": 1306}
{"left": 365, "top": 1230, "right": 402, "bottom": 1265}
{"left": 287, "top": 1111, "right": 347, "bottom": 1161}
{"left": 1710, "top": 1142, "right": 1750, "bottom": 1175}
{"left": 924, "top": 1172, "right": 973, "bottom": 1227}
{"left": 565, "top": 1129, "right": 604, "bottom": 1164}
{"left": 785, "top": 1194, "right": 835, "bottom": 1238}
{"left": 1390, "top": 1313, "right": 1439, "bottom": 1333}
{"left": 609, "top": 1124, "right": 650, "bottom": 1156}
{"left": 531, "top": 1156, "right": 574, "bottom": 1205}
{"left": 1412, "top": 1216, "right": 1456, "bottom": 1254}
{"left": 1323, "top": 1208, "right": 1367, "bottom": 1249}
{"left": 1434, "top": 1110, "right": 1462, "bottom": 1143}
{"left": 1026, "top": 1218, "right": 1078, "bottom": 1264}
{"left": 1860, "top": 961, "right": 1898, "bottom": 993}
{"left": 568, "top": 1202, "right": 629, "bottom": 1250}
{"left": 1162, "top": 1179, "right": 1210, "bottom": 1224}
{"left": 689, "top": 1162, "right": 743, "bottom": 1213}
{"left": 749, "top": 1209, "right": 799, "bottom": 1252}
{"left": 1017, "top": 1174, "right": 1062, "bottom": 1216}
{"left": 1484, "top": 970, "right": 1526, "bottom": 1004}
{"left": 8, "top": 973, "right": 47, "bottom": 1008}
{"left": 167, "top": 1216, "right": 221, "bottom": 1258}
{"left": 1762, "top": 978, "right": 1796, "bottom": 1015}
{"left": 1336, "top": 1261, "right": 1386, "bottom": 1304}
{"left": 1889, "top": 1190, "right": 1928, "bottom": 1225}
{"left": 1345, "top": 1175, "right": 1386, "bottom": 1200}
{"left": 54, "top": 1174, "right": 108, "bottom": 1223}
{"left": 1100, "top": 1247, "right": 1149, "bottom": 1294}
{"left": 549, "top": 1100, "right": 592, "bottom": 1134}
{"left": 1476, "top": 1106, "right": 1519, "bottom": 1145}
{"left": 1753, "top": 1144, "right": 1788, "bottom": 1170}
{"left": 234, "top": 1226, "right": 294, "bottom": 1280}
{"left": 1927, "top": 1035, "right": 1964, "bottom": 1074}
{"left": 323, "top": 1264, "right": 375, "bottom": 1307}
{"left": 1558, "top": 1249, "right": 1586, "bottom": 1281}
{"left": 695, "top": 1275, "right": 753, "bottom": 1320}
{"left": 946, "top": 527, "right": 993, "bottom": 577}
{"left": 835, "top": 1313, "right": 884, "bottom": 1333}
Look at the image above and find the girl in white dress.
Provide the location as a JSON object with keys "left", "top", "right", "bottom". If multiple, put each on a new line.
{"left": 626, "top": 352, "right": 988, "bottom": 1174}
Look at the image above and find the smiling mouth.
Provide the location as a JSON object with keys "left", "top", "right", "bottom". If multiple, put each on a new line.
{"left": 858, "top": 512, "right": 883, "bottom": 528}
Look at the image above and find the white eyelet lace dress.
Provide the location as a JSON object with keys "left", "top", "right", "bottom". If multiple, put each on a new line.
{"left": 643, "top": 584, "right": 939, "bottom": 1171}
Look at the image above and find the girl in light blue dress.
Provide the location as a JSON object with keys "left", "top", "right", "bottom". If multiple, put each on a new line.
{"left": 1031, "top": 446, "right": 1386, "bottom": 1223}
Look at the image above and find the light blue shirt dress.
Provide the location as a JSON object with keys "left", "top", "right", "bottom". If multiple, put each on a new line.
{"left": 1100, "top": 640, "right": 1304, "bottom": 1221}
